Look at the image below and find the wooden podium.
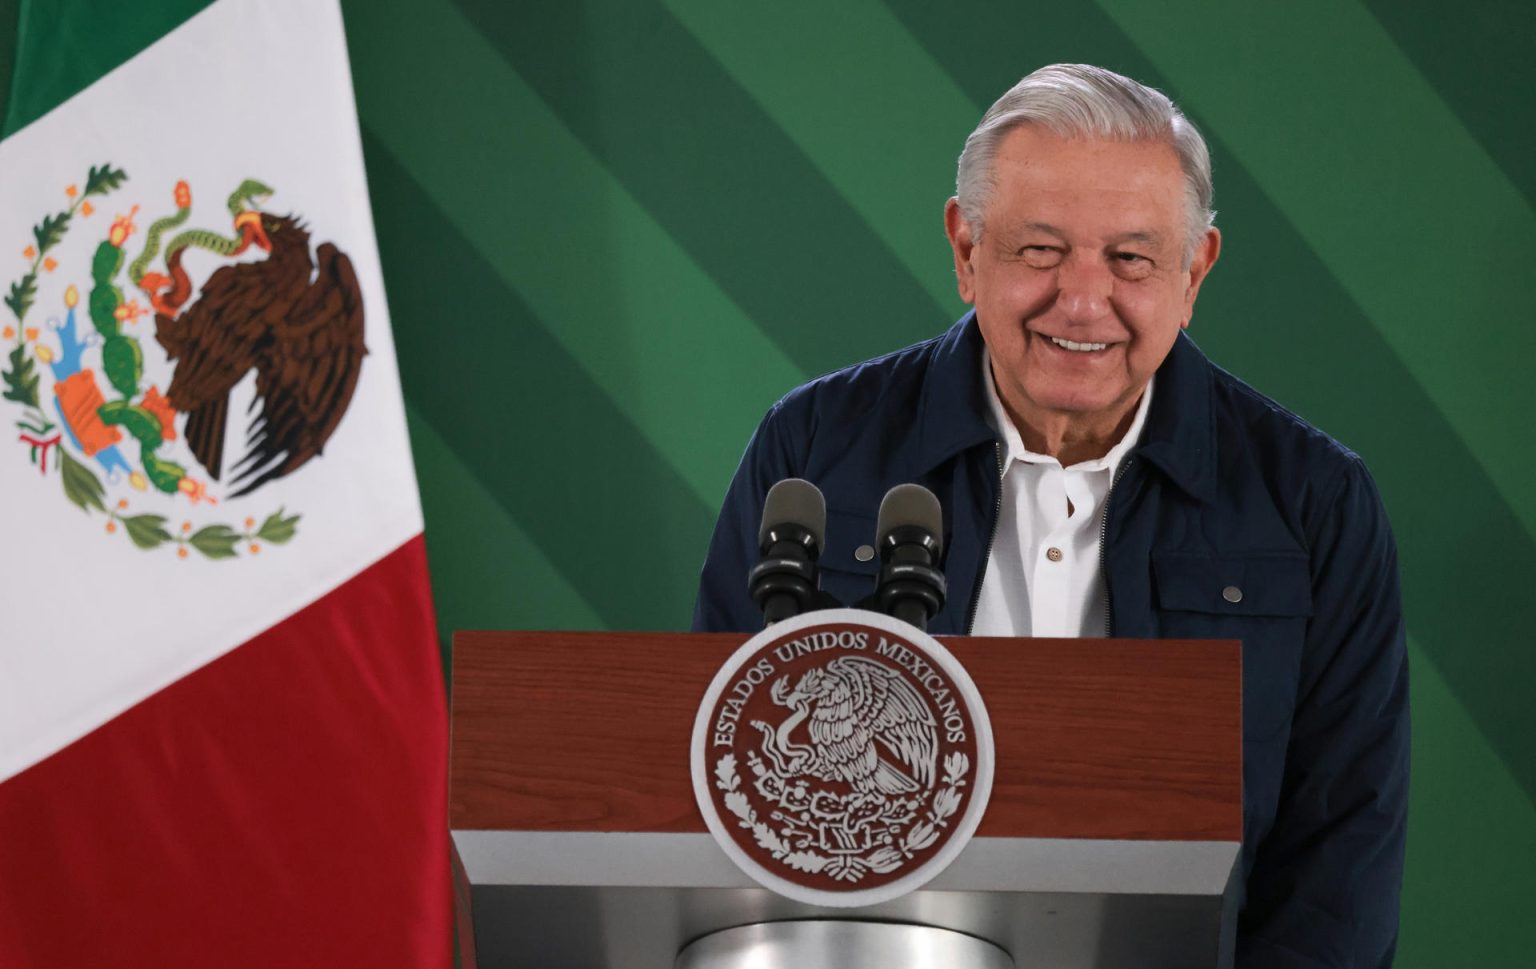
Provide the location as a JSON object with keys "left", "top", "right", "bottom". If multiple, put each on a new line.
{"left": 450, "top": 630, "right": 1242, "bottom": 969}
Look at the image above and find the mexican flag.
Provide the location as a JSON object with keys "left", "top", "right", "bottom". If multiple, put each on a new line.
{"left": 0, "top": 1, "right": 452, "bottom": 965}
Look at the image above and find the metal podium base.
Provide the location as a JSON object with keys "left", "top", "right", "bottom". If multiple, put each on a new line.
{"left": 459, "top": 832, "right": 1240, "bottom": 968}
{"left": 676, "top": 921, "right": 1014, "bottom": 969}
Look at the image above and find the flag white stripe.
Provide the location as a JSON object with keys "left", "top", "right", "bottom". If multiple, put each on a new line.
{"left": 0, "top": 0, "right": 423, "bottom": 781}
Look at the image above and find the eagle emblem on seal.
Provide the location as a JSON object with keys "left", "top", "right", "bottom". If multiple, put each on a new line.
{"left": 751, "top": 656, "right": 937, "bottom": 799}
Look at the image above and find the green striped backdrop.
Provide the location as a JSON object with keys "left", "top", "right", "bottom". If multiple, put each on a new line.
{"left": 3, "top": 1, "right": 1530, "bottom": 963}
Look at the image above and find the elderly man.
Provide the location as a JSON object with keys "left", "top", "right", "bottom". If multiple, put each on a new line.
{"left": 693, "top": 64, "right": 1408, "bottom": 966}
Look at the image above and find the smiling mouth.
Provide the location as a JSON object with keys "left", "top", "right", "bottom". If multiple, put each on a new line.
{"left": 1047, "top": 335, "right": 1110, "bottom": 353}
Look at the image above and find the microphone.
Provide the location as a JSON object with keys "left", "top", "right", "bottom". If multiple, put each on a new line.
{"left": 749, "top": 478, "right": 827, "bottom": 626}
{"left": 874, "top": 483, "right": 947, "bottom": 631}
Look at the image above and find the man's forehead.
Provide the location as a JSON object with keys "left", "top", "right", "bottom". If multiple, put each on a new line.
{"left": 987, "top": 128, "right": 1185, "bottom": 210}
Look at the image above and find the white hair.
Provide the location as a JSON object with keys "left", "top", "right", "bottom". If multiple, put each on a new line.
{"left": 956, "top": 64, "right": 1215, "bottom": 264}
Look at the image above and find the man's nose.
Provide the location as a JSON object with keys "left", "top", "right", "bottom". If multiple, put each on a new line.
{"left": 1054, "top": 253, "right": 1113, "bottom": 322}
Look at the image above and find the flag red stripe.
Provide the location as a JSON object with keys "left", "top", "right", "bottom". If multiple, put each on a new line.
{"left": 0, "top": 535, "right": 451, "bottom": 968}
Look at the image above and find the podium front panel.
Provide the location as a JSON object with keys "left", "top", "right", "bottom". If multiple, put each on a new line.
{"left": 450, "top": 630, "right": 1242, "bottom": 969}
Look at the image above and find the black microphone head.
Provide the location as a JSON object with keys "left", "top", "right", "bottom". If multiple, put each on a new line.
{"left": 759, "top": 478, "right": 827, "bottom": 551}
{"left": 877, "top": 483, "right": 944, "bottom": 558}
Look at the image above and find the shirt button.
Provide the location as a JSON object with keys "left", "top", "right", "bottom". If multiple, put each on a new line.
{"left": 1046, "top": 547, "right": 1063, "bottom": 562}
{"left": 854, "top": 544, "right": 875, "bottom": 563}
{"left": 1222, "top": 585, "right": 1243, "bottom": 603}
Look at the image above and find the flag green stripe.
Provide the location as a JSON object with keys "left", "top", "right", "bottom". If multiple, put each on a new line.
{"left": 659, "top": 0, "right": 972, "bottom": 315}
{"left": 1093, "top": 0, "right": 1536, "bottom": 546}
{"left": 1, "top": 0, "right": 214, "bottom": 138}
{"left": 347, "top": 0, "right": 804, "bottom": 510}
{"left": 1402, "top": 637, "right": 1536, "bottom": 967}
{"left": 449, "top": 0, "right": 952, "bottom": 375}
{"left": 367, "top": 131, "right": 713, "bottom": 630}
{"left": 1363, "top": 0, "right": 1536, "bottom": 210}
{"left": 0, "top": 0, "right": 18, "bottom": 132}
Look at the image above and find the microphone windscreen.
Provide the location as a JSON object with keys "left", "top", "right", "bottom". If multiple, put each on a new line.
{"left": 877, "top": 483, "right": 944, "bottom": 557}
{"left": 759, "top": 478, "right": 827, "bottom": 550}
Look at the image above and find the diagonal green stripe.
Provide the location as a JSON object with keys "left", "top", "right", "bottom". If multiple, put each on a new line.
{"left": 344, "top": 0, "right": 805, "bottom": 510}
{"left": 1400, "top": 637, "right": 1536, "bottom": 968}
{"left": 1093, "top": 0, "right": 1536, "bottom": 547}
{"left": 659, "top": 0, "right": 971, "bottom": 314}
{"left": 448, "top": 0, "right": 952, "bottom": 375}
{"left": 883, "top": 0, "right": 1145, "bottom": 117}
{"left": 1363, "top": 0, "right": 1536, "bottom": 212}
{"left": 406, "top": 402, "right": 603, "bottom": 645}
{"left": 365, "top": 129, "right": 714, "bottom": 631}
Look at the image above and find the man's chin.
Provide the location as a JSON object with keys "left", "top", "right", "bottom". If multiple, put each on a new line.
{"left": 1024, "top": 386, "right": 1127, "bottom": 420}
{"left": 1012, "top": 382, "right": 1145, "bottom": 433}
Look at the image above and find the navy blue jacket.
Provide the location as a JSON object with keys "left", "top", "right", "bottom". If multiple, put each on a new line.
{"left": 693, "top": 312, "right": 1409, "bottom": 968}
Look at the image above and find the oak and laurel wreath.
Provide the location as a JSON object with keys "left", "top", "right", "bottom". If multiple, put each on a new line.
{"left": 713, "top": 750, "right": 971, "bottom": 884}
{"left": 2, "top": 164, "right": 300, "bottom": 558}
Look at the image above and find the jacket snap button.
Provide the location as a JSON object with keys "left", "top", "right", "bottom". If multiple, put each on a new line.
{"left": 1046, "top": 547, "right": 1063, "bottom": 562}
{"left": 1222, "top": 585, "right": 1243, "bottom": 604}
{"left": 854, "top": 544, "right": 875, "bottom": 563}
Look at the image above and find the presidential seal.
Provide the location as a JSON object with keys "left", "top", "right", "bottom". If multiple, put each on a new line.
{"left": 691, "top": 608, "right": 994, "bottom": 907}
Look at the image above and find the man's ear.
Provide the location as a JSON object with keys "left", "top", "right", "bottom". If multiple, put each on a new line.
{"left": 1181, "top": 226, "right": 1221, "bottom": 327}
{"left": 944, "top": 198, "right": 978, "bottom": 304}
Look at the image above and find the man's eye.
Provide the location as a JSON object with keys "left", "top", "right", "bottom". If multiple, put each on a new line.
{"left": 1112, "top": 252, "right": 1156, "bottom": 277}
{"left": 1020, "top": 246, "right": 1062, "bottom": 266}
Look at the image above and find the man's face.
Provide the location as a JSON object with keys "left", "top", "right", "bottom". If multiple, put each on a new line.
{"left": 946, "top": 125, "right": 1220, "bottom": 448}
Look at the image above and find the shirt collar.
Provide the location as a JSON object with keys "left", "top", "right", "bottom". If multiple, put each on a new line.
{"left": 980, "top": 347, "right": 1153, "bottom": 474}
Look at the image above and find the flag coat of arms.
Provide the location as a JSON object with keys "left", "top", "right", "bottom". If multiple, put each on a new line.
{"left": 0, "top": 1, "right": 452, "bottom": 964}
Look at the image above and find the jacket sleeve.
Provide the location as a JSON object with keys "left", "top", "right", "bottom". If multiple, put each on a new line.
{"left": 1238, "top": 457, "right": 1410, "bottom": 968}
{"left": 691, "top": 401, "right": 802, "bottom": 632}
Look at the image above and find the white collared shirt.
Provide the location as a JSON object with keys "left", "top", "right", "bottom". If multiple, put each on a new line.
{"left": 970, "top": 351, "right": 1152, "bottom": 638}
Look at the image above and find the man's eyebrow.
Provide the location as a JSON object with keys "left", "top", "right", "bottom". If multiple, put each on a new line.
{"left": 1006, "top": 224, "right": 1166, "bottom": 246}
{"left": 1109, "top": 230, "right": 1164, "bottom": 246}
{"left": 1014, "top": 221, "right": 1066, "bottom": 239}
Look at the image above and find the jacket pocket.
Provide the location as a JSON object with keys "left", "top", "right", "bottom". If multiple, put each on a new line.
{"left": 1153, "top": 551, "right": 1312, "bottom": 618}
{"left": 816, "top": 507, "right": 880, "bottom": 609}
{"left": 1152, "top": 551, "right": 1311, "bottom": 746}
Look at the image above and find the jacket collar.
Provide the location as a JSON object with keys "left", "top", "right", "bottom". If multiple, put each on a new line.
{"left": 1136, "top": 330, "right": 1218, "bottom": 504}
{"left": 913, "top": 311, "right": 1218, "bottom": 503}
{"left": 912, "top": 311, "right": 999, "bottom": 475}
